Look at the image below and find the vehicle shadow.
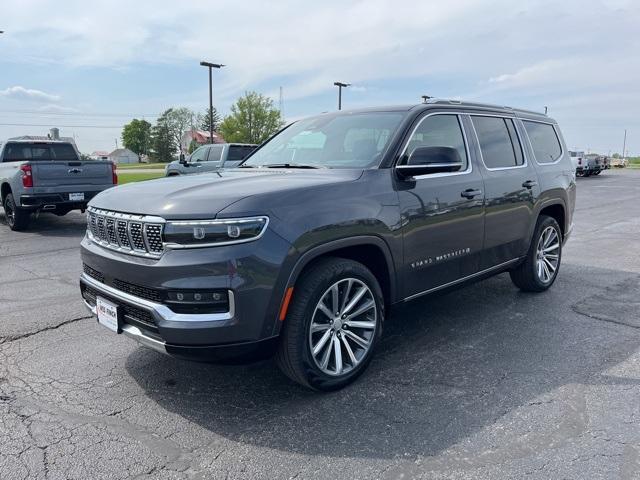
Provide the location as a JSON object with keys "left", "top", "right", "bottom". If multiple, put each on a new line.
{"left": 0, "top": 208, "right": 87, "bottom": 238}
{"left": 125, "top": 264, "right": 640, "bottom": 459}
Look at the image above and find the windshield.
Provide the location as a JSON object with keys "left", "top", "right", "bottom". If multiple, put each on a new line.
{"left": 242, "top": 112, "right": 404, "bottom": 169}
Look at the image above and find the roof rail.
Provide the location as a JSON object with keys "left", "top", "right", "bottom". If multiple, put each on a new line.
{"left": 423, "top": 98, "right": 546, "bottom": 116}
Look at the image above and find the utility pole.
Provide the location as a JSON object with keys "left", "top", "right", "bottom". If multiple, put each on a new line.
{"left": 200, "top": 61, "right": 225, "bottom": 144}
{"left": 622, "top": 129, "right": 627, "bottom": 159}
{"left": 279, "top": 86, "right": 284, "bottom": 120}
{"left": 333, "top": 82, "right": 350, "bottom": 110}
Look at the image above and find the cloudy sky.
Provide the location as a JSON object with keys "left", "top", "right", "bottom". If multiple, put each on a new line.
{"left": 0, "top": 0, "right": 638, "bottom": 155}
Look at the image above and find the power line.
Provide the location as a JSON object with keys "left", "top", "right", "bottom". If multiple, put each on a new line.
{"left": 0, "top": 122, "right": 122, "bottom": 129}
{"left": 0, "top": 109, "right": 160, "bottom": 118}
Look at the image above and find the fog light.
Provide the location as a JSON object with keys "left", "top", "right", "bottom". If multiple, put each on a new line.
{"left": 166, "top": 289, "right": 230, "bottom": 314}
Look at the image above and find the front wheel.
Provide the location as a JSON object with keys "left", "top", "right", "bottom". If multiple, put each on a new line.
{"left": 510, "top": 215, "right": 562, "bottom": 292}
{"left": 3, "top": 193, "right": 30, "bottom": 231}
{"left": 276, "top": 258, "right": 384, "bottom": 391}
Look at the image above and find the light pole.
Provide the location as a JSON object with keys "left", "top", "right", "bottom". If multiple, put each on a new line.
{"left": 200, "top": 61, "right": 225, "bottom": 144}
{"left": 334, "top": 82, "right": 350, "bottom": 110}
{"left": 622, "top": 129, "right": 627, "bottom": 159}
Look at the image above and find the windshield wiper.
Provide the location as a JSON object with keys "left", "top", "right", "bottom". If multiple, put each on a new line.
{"left": 261, "top": 163, "right": 320, "bottom": 169}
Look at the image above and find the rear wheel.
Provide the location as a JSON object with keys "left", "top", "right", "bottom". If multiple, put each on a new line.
{"left": 510, "top": 215, "right": 562, "bottom": 292}
{"left": 3, "top": 193, "right": 30, "bottom": 231}
{"left": 276, "top": 258, "right": 384, "bottom": 391}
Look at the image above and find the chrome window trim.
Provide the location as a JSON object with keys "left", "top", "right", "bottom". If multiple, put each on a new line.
{"left": 469, "top": 114, "right": 529, "bottom": 172}
{"left": 395, "top": 112, "right": 473, "bottom": 180}
{"left": 520, "top": 119, "right": 564, "bottom": 166}
{"left": 81, "top": 272, "right": 235, "bottom": 323}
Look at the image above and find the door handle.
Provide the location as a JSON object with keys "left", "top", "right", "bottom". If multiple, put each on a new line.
{"left": 461, "top": 188, "right": 482, "bottom": 199}
{"left": 522, "top": 180, "right": 538, "bottom": 189}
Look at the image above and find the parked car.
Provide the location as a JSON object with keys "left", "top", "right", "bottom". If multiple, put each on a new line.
{"left": 0, "top": 140, "right": 116, "bottom": 230}
{"left": 79, "top": 100, "right": 575, "bottom": 390}
{"left": 611, "top": 157, "right": 629, "bottom": 168}
{"left": 165, "top": 143, "right": 258, "bottom": 176}
{"left": 574, "top": 152, "right": 603, "bottom": 177}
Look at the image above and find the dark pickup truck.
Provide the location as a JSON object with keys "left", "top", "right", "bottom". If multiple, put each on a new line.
{"left": 79, "top": 100, "right": 575, "bottom": 390}
{"left": 1, "top": 140, "right": 116, "bottom": 230}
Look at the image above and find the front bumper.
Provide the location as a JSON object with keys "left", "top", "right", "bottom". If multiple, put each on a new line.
{"left": 79, "top": 227, "right": 293, "bottom": 361}
{"left": 80, "top": 272, "right": 280, "bottom": 362}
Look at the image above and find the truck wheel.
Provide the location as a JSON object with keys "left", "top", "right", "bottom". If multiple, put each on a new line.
{"left": 510, "top": 215, "right": 562, "bottom": 292}
{"left": 276, "top": 258, "right": 384, "bottom": 391}
{"left": 3, "top": 193, "right": 30, "bottom": 231}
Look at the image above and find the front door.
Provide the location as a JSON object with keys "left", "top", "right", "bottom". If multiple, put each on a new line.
{"left": 398, "top": 113, "right": 486, "bottom": 299}
{"left": 469, "top": 115, "right": 540, "bottom": 269}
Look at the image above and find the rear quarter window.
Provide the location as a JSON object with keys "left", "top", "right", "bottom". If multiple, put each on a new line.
{"left": 523, "top": 121, "right": 562, "bottom": 164}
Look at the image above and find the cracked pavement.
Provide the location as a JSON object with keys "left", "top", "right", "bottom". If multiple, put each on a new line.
{"left": 1, "top": 169, "right": 640, "bottom": 479}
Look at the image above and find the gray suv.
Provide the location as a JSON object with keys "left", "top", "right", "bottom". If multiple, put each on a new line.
{"left": 79, "top": 100, "right": 575, "bottom": 390}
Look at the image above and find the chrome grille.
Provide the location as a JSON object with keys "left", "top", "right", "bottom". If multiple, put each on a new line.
{"left": 145, "top": 224, "right": 163, "bottom": 253}
{"left": 116, "top": 220, "right": 130, "bottom": 247}
{"left": 129, "top": 222, "right": 145, "bottom": 250}
{"left": 86, "top": 207, "right": 165, "bottom": 258}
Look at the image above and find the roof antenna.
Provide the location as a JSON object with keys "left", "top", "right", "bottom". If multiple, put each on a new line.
{"left": 421, "top": 95, "right": 433, "bottom": 104}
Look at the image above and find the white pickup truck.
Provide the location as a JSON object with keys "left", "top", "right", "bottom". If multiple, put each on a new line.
{"left": 0, "top": 140, "right": 116, "bottom": 230}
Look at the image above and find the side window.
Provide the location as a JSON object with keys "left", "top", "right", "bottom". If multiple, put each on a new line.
{"left": 403, "top": 114, "right": 468, "bottom": 169}
{"left": 523, "top": 121, "right": 562, "bottom": 163}
{"left": 471, "top": 116, "right": 522, "bottom": 169}
{"left": 206, "top": 145, "right": 224, "bottom": 162}
{"left": 190, "top": 147, "right": 208, "bottom": 162}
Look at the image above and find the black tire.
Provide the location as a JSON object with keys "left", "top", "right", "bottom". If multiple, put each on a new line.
{"left": 276, "top": 257, "right": 384, "bottom": 391}
{"left": 3, "top": 193, "right": 30, "bottom": 231}
{"left": 510, "top": 215, "right": 562, "bottom": 292}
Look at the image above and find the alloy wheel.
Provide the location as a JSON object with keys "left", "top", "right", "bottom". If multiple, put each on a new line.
{"left": 536, "top": 226, "right": 560, "bottom": 284}
{"left": 308, "top": 278, "right": 377, "bottom": 376}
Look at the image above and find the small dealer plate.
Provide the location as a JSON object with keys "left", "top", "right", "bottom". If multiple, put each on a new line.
{"left": 96, "top": 296, "right": 119, "bottom": 333}
{"left": 69, "top": 192, "right": 85, "bottom": 201}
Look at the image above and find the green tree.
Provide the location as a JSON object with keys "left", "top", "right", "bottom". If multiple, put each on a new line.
{"left": 219, "top": 91, "right": 283, "bottom": 144}
{"left": 149, "top": 110, "right": 175, "bottom": 163}
{"left": 199, "top": 107, "right": 221, "bottom": 132}
{"left": 121, "top": 119, "right": 152, "bottom": 157}
{"left": 164, "top": 107, "right": 195, "bottom": 152}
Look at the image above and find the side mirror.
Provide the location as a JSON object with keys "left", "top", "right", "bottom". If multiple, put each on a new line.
{"left": 396, "top": 146, "right": 463, "bottom": 179}
{"left": 179, "top": 154, "right": 189, "bottom": 165}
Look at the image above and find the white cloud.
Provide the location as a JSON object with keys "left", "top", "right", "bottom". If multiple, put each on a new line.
{"left": 0, "top": 86, "right": 61, "bottom": 102}
{"left": 0, "top": 0, "right": 639, "bottom": 153}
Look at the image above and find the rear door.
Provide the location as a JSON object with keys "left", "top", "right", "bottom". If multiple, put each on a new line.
{"left": 224, "top": 144, "right": 257, "bottom": 168}
{"left": 469, "top": 115, "right": 540, "bottom": 269}
{"left": 199, "top": 144, "right": 224, "bottom": 172}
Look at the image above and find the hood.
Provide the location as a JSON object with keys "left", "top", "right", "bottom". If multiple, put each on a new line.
{"left": 89, "top": 168, "right": 363, "bottom": 219}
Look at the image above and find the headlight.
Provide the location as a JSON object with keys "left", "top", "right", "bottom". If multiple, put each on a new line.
{"left": 164, "top": 216, "right": 269, "bottom": 248}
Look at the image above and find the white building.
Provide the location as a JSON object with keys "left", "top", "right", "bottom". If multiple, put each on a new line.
{"left": 108, "top": 148, "right": 139, "bottom": 164}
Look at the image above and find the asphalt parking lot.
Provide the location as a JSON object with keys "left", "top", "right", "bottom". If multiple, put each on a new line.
{"left": 1, "top": 169, "right": 639, "bottom": 480}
